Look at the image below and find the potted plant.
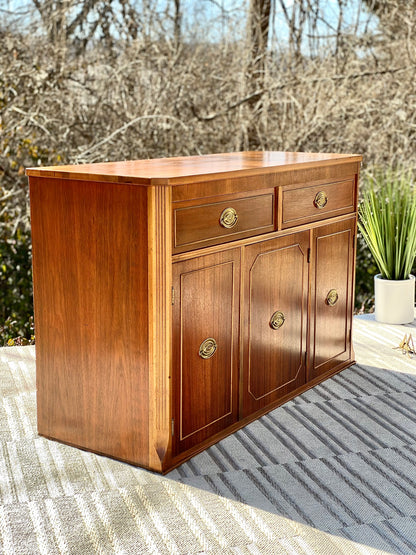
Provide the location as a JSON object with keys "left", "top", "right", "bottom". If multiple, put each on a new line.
{"left": 358, "top": 170, "right": 416, "bottom": 324}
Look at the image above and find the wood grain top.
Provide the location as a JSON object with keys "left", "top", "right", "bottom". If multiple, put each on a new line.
{"left": 26, "top": 151, "right": 362, "bottom": 186}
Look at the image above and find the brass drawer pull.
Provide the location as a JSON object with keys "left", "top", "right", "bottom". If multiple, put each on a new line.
{"left": 314, "top": 191, "right": 328, "bottom": 209}
{"left": 219, "top": 207, "right": 238, "bottom": 229}
{"left": 326, "top": 289, "right": 339, "bottom": 306}
{"left": 199, "top": 338, "right": 217, "bottom": 359}
{"left": 270, "top": 311, "right": 285, "bottom": 330}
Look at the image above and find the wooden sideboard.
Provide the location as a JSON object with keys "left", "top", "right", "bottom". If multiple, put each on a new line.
{"left": 27, "top": 151, "right": 362, "bottom": 473}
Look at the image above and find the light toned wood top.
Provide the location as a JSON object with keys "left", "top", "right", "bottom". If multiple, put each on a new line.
{"left": 26, "top": 151, "right": 362, "bottom": 186}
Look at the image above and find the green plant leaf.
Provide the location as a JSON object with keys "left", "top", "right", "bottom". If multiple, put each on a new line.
{"left": 358, "top": 169, "right": 416, "bottom": 281}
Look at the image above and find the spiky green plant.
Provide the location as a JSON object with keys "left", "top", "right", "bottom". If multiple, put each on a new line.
{"left": 358, "top": 170, "right": 416, "bottom": 281}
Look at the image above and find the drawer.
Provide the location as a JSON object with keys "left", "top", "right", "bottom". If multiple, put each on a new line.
{"left": 173, "top": 192, "right": 275, "bottom": 252}
{"left": 281, "top": 178, "right": 355, "bottom": 229}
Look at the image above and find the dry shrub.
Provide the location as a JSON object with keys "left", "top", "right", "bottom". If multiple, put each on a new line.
{"left": 1, "top": 3, "right": 416, "bottom": 232}
{"left": 0, "top": 0, "right": 415, "bottom": 335}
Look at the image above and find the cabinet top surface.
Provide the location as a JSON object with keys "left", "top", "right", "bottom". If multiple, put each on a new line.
{"left": 26, "top": 151, "right": 362, "bottom": 185}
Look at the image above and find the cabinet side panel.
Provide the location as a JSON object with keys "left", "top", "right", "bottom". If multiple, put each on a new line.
{"left": 30, "top": 177, "right": 150, "bottom": 465}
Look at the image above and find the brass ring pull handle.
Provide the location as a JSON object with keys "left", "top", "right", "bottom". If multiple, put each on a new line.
{"left": 314, "top": 191, "right": 328, "bottom": 209}
{"left": 270, "top": 311, "right": 285, "bottom": 330}
{"left": 199, "top": 338, "right": 217, "bottom": 359}
{"left": 219, "top": 207, "right": 238, "bottom": 229}
{"left": 326, "top": 289, "right": 339, "bottom": 306}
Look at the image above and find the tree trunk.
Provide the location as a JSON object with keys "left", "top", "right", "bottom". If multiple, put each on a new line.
{"left": 174, "top": 0, "right": 181, "bottom": 49}
{"left": 248, "top": 0, "right": 272, "bottom": 84}
{"left": 242, "top": 0, "right": 272, "bottom": 150}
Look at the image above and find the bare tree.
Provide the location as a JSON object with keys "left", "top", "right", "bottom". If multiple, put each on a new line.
{"left": 248, "top": 0, "right": 272, "bottom": 81}
{"left": 1, "top": 0, "right": 416, "bottom": 199}
{"left": 241, "top": 0, "right": 272, "bottom": 149}
{"left": 277, "top": 0, "right": 308, "bottom": 65}
{"left": 173, "top": 0, "right": 181, "bottom": 48}
{"left": 29, "top": 0, "right": 162, "bottom": 54}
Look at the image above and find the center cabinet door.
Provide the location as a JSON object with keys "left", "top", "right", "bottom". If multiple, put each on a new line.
{"left": 172, "top": 249, "right": 240, "bottom": 456}
{"left": 242, "top": 231, "right": 309, "bottom": 417}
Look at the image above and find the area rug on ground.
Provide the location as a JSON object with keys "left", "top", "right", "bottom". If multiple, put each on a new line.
{"left": 1, "top": 316, "right": 416, "bottom": 554}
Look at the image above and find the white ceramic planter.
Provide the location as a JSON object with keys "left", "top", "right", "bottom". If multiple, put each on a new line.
{"left": 374, "top": 274, "right": 415, "bottom": 324}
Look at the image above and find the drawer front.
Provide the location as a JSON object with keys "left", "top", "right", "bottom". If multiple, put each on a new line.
{"left": 281, "top": 178, "right": 355, "bottom": 228}
{"left": 174, "top": 193, "right": 275, "bottom": 252}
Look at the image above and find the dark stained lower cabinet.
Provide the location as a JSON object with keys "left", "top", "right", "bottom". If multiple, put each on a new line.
{"left": 172, "top": 249, "right": 240, "bottom": 455}
{"left": 242, "top": 231, "right": 309, "bottom": 416}
{"left": 172, "top": 220, "right": 356, "bottom": 458}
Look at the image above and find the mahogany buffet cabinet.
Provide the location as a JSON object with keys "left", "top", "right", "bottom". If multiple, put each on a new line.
{"left": 27, "top": 151, "right": 362, "bottom": 473}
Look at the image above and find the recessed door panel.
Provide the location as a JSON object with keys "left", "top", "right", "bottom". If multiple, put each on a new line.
{"left": 242, "top": 232, "right": 308, "bottom": 416}
{"left": 172, "top": 249, "right": 240, "bottom": 455}
{"left": 310, "top": 218, "right": 355, "bottom": 379}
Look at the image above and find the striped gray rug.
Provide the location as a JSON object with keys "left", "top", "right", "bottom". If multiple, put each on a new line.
{"left": 1, "top": 315, "right": 416, "bottom": 554}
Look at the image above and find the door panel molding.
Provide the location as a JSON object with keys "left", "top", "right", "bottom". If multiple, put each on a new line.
{"left": 242, "top": 232, "right": 309, "bottom": 416}
{"left": 173, "top": 250, "right": 240, "bottom": 455}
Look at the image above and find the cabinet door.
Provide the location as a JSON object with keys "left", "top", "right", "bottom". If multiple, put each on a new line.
{"left": 242, "top": 231, "right": 309, "bottom": 417}
{"left": 310, "top": 217, "right": 356, "bottom": 380}
{"left": 172, "top": 249, "right": 240, "bottom": 455}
